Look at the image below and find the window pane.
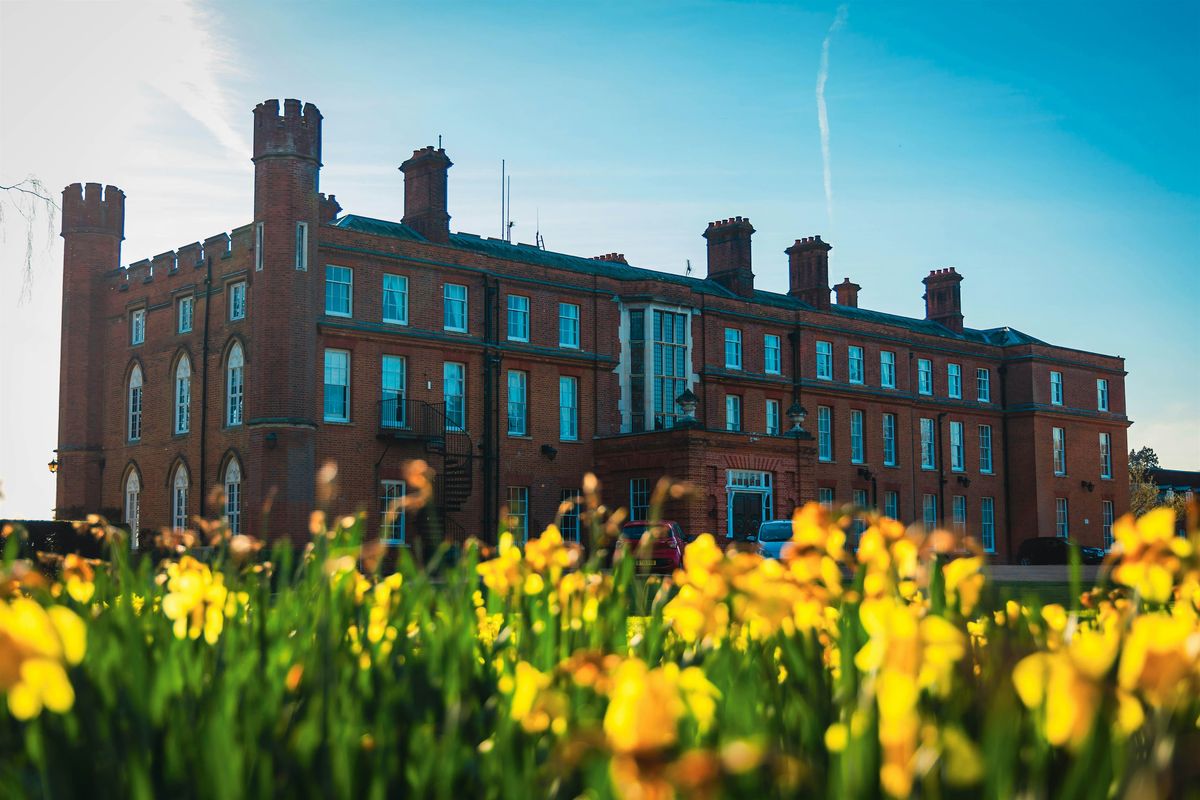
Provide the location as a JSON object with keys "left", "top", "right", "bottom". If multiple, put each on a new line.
{"left": 323, "top": 350, "right": 349, "bottom": 422}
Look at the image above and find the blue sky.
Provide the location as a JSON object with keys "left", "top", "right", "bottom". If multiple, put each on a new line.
{"left": 1, "top": 0, "right": 1197, "bottom": 517}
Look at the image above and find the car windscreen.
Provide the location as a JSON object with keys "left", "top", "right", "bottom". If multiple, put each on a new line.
{"left": 758, "top": 522, "right": 793, "bottom": 542}
{"left": 622, "top": 525, "right": 669, "bottom": 540}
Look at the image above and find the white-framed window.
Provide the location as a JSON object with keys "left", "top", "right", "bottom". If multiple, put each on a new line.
{"left": 507, "top": 370, "right": 527, "bottom": 436}
{"left": 443, "top": 283, "right": 468, "bottom": 332}
{"left": 1050, "top": 371, "right": 1064, "bottom": 406}
{"left": 131, "top": 308, "right": 145, "bottom": 346}
{"left": 559, "top": 376, "right": 578, "bottom": 441}
{"left": 817, "top": 406, "right": 832, "bottom": 462}
{"left": 725, "top": 395, "right": 741, "bottom": 432}
{"left": 560, "top": 489, "right": 580, "bottom": 542}
{"left": 850, "top": 409, "right": 865, "bottom": 463}
{"left": 816, "top": 341, "right": 832, "bottom": 380}
{"left": 254, "top": 222, "right": 264, "bottom": 271}
{"left": 172, "top": 464, "right": 189, "bottom": 532}
{"left": 229, "top": 281, "right": 246, "bottom": 321}
{"left": 323, "top": 349, "right": 350, "bottom": 423}
{"left": 174, "top": 357, "right": 191, "bottom": 435}
{"left": 325, "top": 265, "right": 353, "bottom": 317}
{"left": 507, "top": 295, "right": 529, "bottom": 342}
{"left": 952, "top": 495, "right": 966, "bottom": 535}
{"left": 981, "top": 497, "right": 995, "bottom": 552}
{"left": 764, "top": 334, "right": 781, "bottom": 375}
{"left": 652, "top": 309, "right": 688, "bottom": 430}
{"left": 295, "top": 222, "right": 308, "bottom": 271}
{"left": 630, "top": 478, "right": 651, "bottom": 521}
{"left": 124, "top": 470, "right": 141, "bottom": 549}
{"left": 381, "top": 355, "right": 406, "bottom": 429}
{"left": 853, "top": 488, "right": 869, "bottom": 514}
{"left": 127, "top": 365, "right": 143, "bottom": 441}
{"left": 880, "top": 350, "right": 896, "bottom": 389}
{"left": 884, "top": 490, "right": 899, "bottom": 521}
{"left": 1096, "top": 379, "right": 1109, "bottom": 411}
{"left": 177, "top": 296, "right": 193, "bottom": 334}
{"left": 226, "top": 343, "right": 244, "bottom": 427}
{"left": 444, "top": 362, "right": 465, "bottom": 431}
{"left": 818, "top": 487, "right": 834, "bottom": 510}
{"left": 506, "top": 486, "right": 530, "bottom": 541}
{"left": 380, "top": 480, "right": 406, "bottom": 544}
{"left": 883, "top": 413, "right": 897, "bottom": 466}
{"left": 950, "top": 421, "right": 965, "bottom": 472}
{"left": 1102, "top": 500, "right": 1114, "bottom": 549}
{"left": 848, "top": 346, "right": 864, "bottom": 385}
{"left": 979, "top": 424, "right": 993, "bottom": 473}
{"left": 918, "top": 358, "right": 932, "bottom": 395}
{"left": 1099, "top": 433, "right": 1112, "bottom": 479}
{"left": 224, "top": 459, "right": 242, "bottom": 534}
{"left": 559, "top": 303, "right": 580, "bottom": 348}
{"left": 920, "top": 417, "right": 936, "bottom": 470}
{"left": 1052, "top": 427, "right": 1066, "bottom": 475}
{"left": 766, "top": 399, "right": 781, "bottom": 435}
{"left": 724, "top": 328, "right": 742, "bottom": 370}
{"left": 922, "top": 494, "right": 938, "bottom": 532}
{"left": 977, "top": 368, "right": 991, "bottom": 403}
{"left": 382, "top": 274, "right": 408, "bottom": 325}
{"left": 948, "top": 363, "right": 962, "bottom": 399}
{"left": 1055, "top": 498, "right": 1069, "bottom": 538}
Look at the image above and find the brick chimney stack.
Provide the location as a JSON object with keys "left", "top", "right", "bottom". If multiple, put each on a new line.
{"left": 400, "top": 146, "right": 453, "bottom": 244}
{"left": 834, "top": 277, "right": 860, "bottom": 308}
{"left": 591, "top": 253, "right": 628, "bottom": 264}
{"left": 786, "top": 236, "right": 832, "bottom": 309}
{"left": 703, "top": 217, "right": 755, "bottom": 298}
{"left": 923, "top": 267, "right": 964, "bottom": 332}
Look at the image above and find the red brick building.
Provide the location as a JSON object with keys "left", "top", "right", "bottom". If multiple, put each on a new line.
{"left": 54, "top": 98, "right": 1130, "bottom": 560}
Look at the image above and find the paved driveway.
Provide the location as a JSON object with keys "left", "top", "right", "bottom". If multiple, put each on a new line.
{"left": 989, "top": 565, "right": 1102, "bottom": 583}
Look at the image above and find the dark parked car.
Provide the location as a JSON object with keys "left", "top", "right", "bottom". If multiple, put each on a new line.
{"left": 614, "top": 521, "right": 687, "bottom": 574}
{"left": 1015, "top": 536, "right": 1106, "bottom": 566}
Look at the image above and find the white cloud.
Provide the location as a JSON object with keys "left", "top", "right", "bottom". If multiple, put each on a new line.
{"left": 0, "top": 0, "right": 245, "bottom": 518}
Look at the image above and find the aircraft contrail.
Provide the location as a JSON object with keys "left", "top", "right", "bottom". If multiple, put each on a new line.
{"left": 817, "top": 4, "right": 849, "bottom": 229}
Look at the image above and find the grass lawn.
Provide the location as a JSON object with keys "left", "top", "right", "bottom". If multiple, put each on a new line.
{"left": 987, "top": 581, "right": 1077, "bottom": 608}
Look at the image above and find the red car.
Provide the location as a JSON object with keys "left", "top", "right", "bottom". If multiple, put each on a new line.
{"left": 614, "top": 521, "right": 688, "bottom": 574}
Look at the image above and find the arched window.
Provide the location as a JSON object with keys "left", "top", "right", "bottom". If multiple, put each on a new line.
{"left": 124, "top": 470, "right": 141, "bottom": 549}
{"left": 224, "top": 459, "right": 242, "bottom": 534}
{"left": 128, "top": 365, "right": 143, "bottom": 441}
{"left": 174, "top": 356, "right": 191, "bottom": 434}
{"left": 172, "top": 464, "right": 189, "bottom": 532}
{"left": 226, "top": 343, "right": 244, "bottom": 426}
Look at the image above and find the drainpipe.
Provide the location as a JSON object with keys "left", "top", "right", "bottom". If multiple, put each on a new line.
{"left": 999, "top": 363, "right": 1013, "bottom": 562}
{"left": 936, "top": 411, "right": 948, "bottom": 527}
{"left": 483, "top": 277, "right": 498, "bottom": 543}
{"left": 199, "top": 253, "right": 213, "bottom": 506}
{"left": 908, "top": 352, "right": 917, "bottom": 521}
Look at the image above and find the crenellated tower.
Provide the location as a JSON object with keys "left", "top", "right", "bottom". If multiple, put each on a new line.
{"left": 57, "top": 182, "right": 125, "bottom": 518}
{"left": 249, "top": 98, "right": 322, "bottom": 538}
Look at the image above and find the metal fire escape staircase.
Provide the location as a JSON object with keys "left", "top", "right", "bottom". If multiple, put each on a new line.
{"left": 378, "top": 398, "right": 473, "bottom": 540}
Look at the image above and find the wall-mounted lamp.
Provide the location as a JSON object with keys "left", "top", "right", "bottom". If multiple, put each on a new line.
{"left": 957, "top": 475, "right": 971, "bottom": 488}
{"left": 48, "top": 458, "right": 59, "bottom": 474}
{"left": 1081, "top": 480, "right": 1095, "bottom": 492}
{"left": 540, "top": 444, "right": 558, "bottom": 461}
{"left": 857, "top": 466, "right": 875, "bottom": 482}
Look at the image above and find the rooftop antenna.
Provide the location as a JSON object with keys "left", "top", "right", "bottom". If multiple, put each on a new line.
{"left": 536, "top": 208, "right": 545, "bottom": 250}
{"left": 500, "top": 159, "right": 506, "bottom": 240}
{"left": 506, "top": 175, "right": 514, "bottom": 242}
{"left": 438, "top": 134, "right": 442, "bottom": 149}
{"left": 685, "top": 258, "right": 692, "bottom": 277}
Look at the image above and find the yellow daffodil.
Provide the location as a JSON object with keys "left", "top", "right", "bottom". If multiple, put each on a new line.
{"left": 0, "top": 598, "right": 86, "bottom": 719}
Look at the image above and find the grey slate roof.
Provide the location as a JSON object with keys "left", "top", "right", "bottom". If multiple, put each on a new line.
{"left": 333, "top": 214, "right": 1046, "bottom": 347}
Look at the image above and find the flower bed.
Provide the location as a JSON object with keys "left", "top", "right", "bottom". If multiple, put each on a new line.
{"left": 0, "top": 487, "right": 1196, "bottom": 799}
